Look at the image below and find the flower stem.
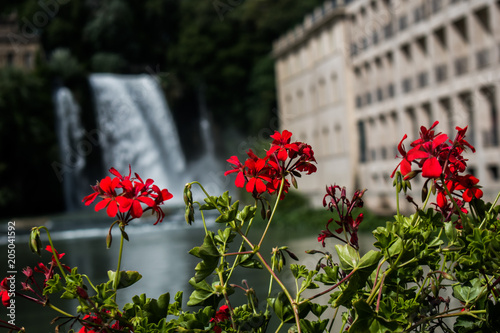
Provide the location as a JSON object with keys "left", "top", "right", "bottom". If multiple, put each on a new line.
{"left": 302, "top": 269, "right": 356, "bottom": 303}
{"left": 254, "top": 251, "right": 302, "bottom": 333}
{"left": 39, "top": 227, "right": 67, "bottom": 280}
{"left": 47, "top": 301, "right": 74, "bottom": 317}
{"left": 258, "top": 178, "right": 285, "bottom": 248}
{"left": 113, "top": 231, "right": 125, "bottom": 299}
{"left": 479, "top": 191, "right": 500, "bottom": 229}
{"left": 190, "top": 181, "right": 224, "bottom": 215}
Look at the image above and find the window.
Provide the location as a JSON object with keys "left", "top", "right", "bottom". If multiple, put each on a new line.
{"left": 384, "top": 23, "right": 393, "bottom": 39}
{"left": 400, "top": 43, "right": 412, "bottom": 60}
{"left": 474, "top": 7, "right": 491, "bottom": 33}
{"left": 387, "top": 83, "right": 395, "bottom": 97}
{"left": 358, "top": 121, "right": 367, "bottom": 162}
{"left": 434, "top": 27, "right": 447, "bottom": 49}
{"left": 350, "top": 42, "right": 358, "bottom": 56}
{"left": 416, "top": 36, "right": 428, "bottom": 55}
{"left": 432, "top": 0, "right": 442, "bottom": 13}
{"left": 365, "top": 92, "right": 372, "bottom": 105}
{"left": 452, "top": 17, "right": 468, "bottom": 42}
{"left": 435, "top": 64, "right": 447, "bottom": 82}
{"left": 477, "top": 48, "right": 490, "bottom": 69}
{"left": 402, "top": 77, "right": 412, "bottom": 93}
{"left": 24, "top": 52, "right": 33, "bottom": 68}
{"left": 488, "top": 165, "right": 499, "bottom": 181}
{"left": 356, "top": 95, "right": 363, "bottom": 108}
{"left": 399, "top": 15, "right": 408, "bottom": 31}
{"left": 455, "top": 57, "right": 468, "bottom": 75}
{"left": 376, "top": 88, "right": 384, "bottom": 101}
{"left": 417, "top": 71, "right": 428, "bottom": 88}
{"left": 414, "top": 5, "right": 425, "bottom": 22}
{"left": 372, "top": 31, "right": 379, "bottom": 45}
{"left": 7, "top": 52, "right": 14, "bottom": 66}
{"left": 362, "top": 37, "right": 368, "bottom": 50}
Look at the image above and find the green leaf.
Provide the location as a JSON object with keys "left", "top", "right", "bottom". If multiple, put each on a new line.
{"left": 61, "top": 267, "right": 84, "bottom": 299}
{"left": 168, "top": 291, "right": 183, "bottom": 316}
{"left": 186, "top": 278, "right": 223, "bottom": 307}
{"left": 358, "top": 250, "right": 383, "bottom": 270}
{"left": 290, "top": 264, "right": 309, "bottom": 279}
{"left": 335, "top": 244, "right": 359, "bottom": 272}
{"left": 332, "top": 251, "right": 380, "bottom": 308}
{"left": 299, "top": 318, "right": 329, "bottom": 333}
{"left": 315, "top": 265, "right": 339, "bottom": 285}
{"left": 144, "top": 292, "right": 170, "bottom": 323}
{"left": 453, "top": 278, "right": 483, "bottom": 305}
{"left": 215, "top": 200, "right": 239, "bottom": 223}
{"left": 43, "top": 274, "right": 63, "bottom": 295}
{"left": 107, "top": 270, "right": 142, "bottom": 289}
{"left": 189, "top": 232, "right": 220, "bottom": 283}
{"left": 267, "top": 292, "right": 310, "bottom": 323}
{"left": 349, "top": 300, "right": 402, "bottom": 333}
{"left": 239, "top": 254, "right": 263, "bottom": 269}
{"left": 200, "top": 195, "right": 218, "bottom": 210}
{"left": 237, "top": 205, "right": 256, "bottom": 225}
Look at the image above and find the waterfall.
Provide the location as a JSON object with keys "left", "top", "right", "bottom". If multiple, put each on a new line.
{"left": 54, "top": 73, "right": 225, "bottom": 210}
{"left": 54, "top": 87, "right": 88, "bottom": 211}
{"left": 88, "top": 73, "right": 186, "bottom": 201}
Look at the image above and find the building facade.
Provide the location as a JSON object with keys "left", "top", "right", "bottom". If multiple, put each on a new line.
{"left": 273, "top": 0, "right": 500, "bottom": 212}
{"left": 0, "top": 13, "right": 39, "bottom": 70}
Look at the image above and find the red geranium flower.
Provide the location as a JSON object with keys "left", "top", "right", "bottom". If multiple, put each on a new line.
{"left": 210, "top": 305, "right": 231, "bottom": 333}
{"left": 83, "top": 167, "right": 173, "bottom": 225}
{"left": 454, "top": 174, "right": 483, "bottom": 202}
{"left": 0, "top": 277, "right": 11, "bottom": 307}
{"left": 225, "top": 130, "right": 316, "bottom": 200}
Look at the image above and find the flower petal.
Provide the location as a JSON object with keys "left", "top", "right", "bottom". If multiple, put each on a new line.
{"left": 421, "top": 157, "right": 442, "bottom": 178}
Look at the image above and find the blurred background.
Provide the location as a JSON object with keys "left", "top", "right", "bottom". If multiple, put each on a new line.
{"left": 3, "top": 0, "right": 500, "bottom": 331}
{"left": 0, "top": 0, "right": 327, "bottom": 218}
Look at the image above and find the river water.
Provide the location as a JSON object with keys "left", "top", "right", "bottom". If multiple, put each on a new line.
{"left": 1, "top": 210, "right": 337, "bottom": 332}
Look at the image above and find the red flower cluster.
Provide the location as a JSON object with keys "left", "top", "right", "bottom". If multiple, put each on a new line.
{"left": 1, "top": 246, "right": 71, "bottom": 309}
{"left": 392, "top": 121, "right": 483, "bottom": 222}
{"left": 319, "top": 185, "right": 366, "bottom": 249}
{"left": 209, "top": 305, "right": 231, "bottom": 333}
{"left": 79, "top": 311, "right": 131, "bottom": 333}
{"left": 0, "top": 277, "right": 11, "bottom": 307}
{"left": 83, "top": 166, "right": 173, "bottom": 225}
{"left": 225, "top": 130, "right": 317, "bottom": 199}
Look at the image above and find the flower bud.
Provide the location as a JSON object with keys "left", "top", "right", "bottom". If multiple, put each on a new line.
{"left": 29, "top": 228, "right": 42, "bottom": 256}
{"left": 183, "top": 184, "right": 193, "bottom": 206}
{"left": 185, "top": 205, "right": 194, "bottom": 225}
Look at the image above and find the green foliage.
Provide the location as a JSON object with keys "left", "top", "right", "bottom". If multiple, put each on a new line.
{"left": 90, "top": 52, "right": 128, "bottom": 73}
{"left": 14, "top": 129, "right": 500, "bottom": 333}
{"left": 48, "top": 48, "right": 84, "bottom": 80}
{"left": 0, "top": 67, "right": 61, "bottom": 217}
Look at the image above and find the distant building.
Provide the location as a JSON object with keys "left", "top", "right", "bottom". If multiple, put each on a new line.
{"left": 0, "top": 13, "right": 39, "bottom": 70}
{"left": 273, "top": 0, "right": 500, "bottom": 212}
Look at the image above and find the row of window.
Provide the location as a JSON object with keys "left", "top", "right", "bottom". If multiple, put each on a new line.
{"left": 354, "top": 47, "right": 498, "bottom": 109}
{"left": 358, "top": 86, "right": 500, "bottom": 167}
{"left": 350, "top": 1, "right": 493, "bottom": 57}
{"left": 0, "top": 51, "right": 34, "bottom": 69}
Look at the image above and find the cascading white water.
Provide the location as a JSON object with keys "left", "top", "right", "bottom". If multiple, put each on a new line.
{"left": 54, "top": 87, "right": 88, "bottom": 211}
{"left": 88, "top": 73, "right": 186, "bottom": 201}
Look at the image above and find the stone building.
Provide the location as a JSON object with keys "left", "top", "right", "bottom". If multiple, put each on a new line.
{"left": 0, "top": 13, "right": 39, "bottom": 70}
{"left": 273, "top": 0, "right": 500, "bottom": 212}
